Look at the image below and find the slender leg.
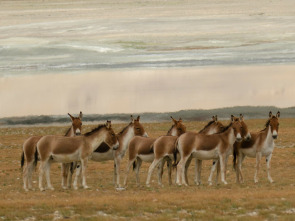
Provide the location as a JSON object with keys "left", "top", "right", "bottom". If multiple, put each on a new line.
{"left": 73, "top": 164, "right": 81, "bottom": 190}
{"left": 237, "top": 153, "right": 246, "bottom": 183}
{"left": 66, "top": 162, "right": 75, "bottom": 189}
{"left": 39, "top": 161, "right": 46, "bottom": 191}
{"left": 254, "top": 152, "right": 262, "bottom": 183}
{"left": 215, "top": 160, "right": 220, "bottom": 185}
{"left": 28, "top": 162, "right": 35, "bottom": 190}
{"left": 45, "top": 161, "right": 54, "bottom": 190}
{"left": 196, "top": 159, "right": 202, "bottom": 185}
{"left": 185, "top": 155, "right": 192, "bottom": 185}
{"left": 181, "top": 156, "right": 190, "bottom": 186}
{"left": 167, "top": 159, "right": 172, "bottom": 185}
{"left": 124, "top": 159, "right": 136, "bottom": 187}
{"left": 80, "top": 158, "right": 89, "bottom": 189}
{"left": 219, "top": 154, "right": 227, "bottom": 185}
{"left": 23, "top": 164, "right": 28, "bottom": 191}
{"left": 61, "top": 163, "right": 68, "bottom": 189}
{"left": 157, "top": 159, "right": 165, "bottom": 186}
{"left": 146, "top": 158, "right": 162, "bottom": 187}
{"left": 266, "top": 154, "right": 274, "bottom": 183}
{"left": 135, "top": 158, "right": 142, "bottom": 186}
{"left": 114, "top": 157, "right": 121, "bottom": 188}
{"left": 208, "top": 160, "right": 217, "bottom": 185}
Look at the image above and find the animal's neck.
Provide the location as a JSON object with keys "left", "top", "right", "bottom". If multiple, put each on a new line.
{"left": 65, "top": 126, "right": 74, "bottom": 137}
{"left": 87, "top": 131, "right": 106, "bottom": 152}
{"left": 204, "top": 127, "right": 217, "bottom": 135}
{"left": 117, "top": 126, "right": 134, "bottom": 157}
{"left": 167, "top": 126, "right": 177, "bottom": 136}
{"left": 265, "top": 125, "right": 274, "bottom": 143}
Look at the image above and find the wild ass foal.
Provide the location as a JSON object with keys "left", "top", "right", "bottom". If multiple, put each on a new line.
{"left": 37, "top": 121, "right": 118, "bottom": 191}
{"left": 72, "top": 116, "right": 147, "bottom": 188}
{"left": 124, "top": 117, "right": 186, "bottom": 187}
{"left": 145, "top": 117, "right": 186, "bottom": 187}
{"left": 21, "top": 112, "right": 82, "bottom": 191}
{"left": 176, "top": 116, "right": 244, "bottom": 186}
{"left": 233, "top": 111, "right": 280, "bottom": 183}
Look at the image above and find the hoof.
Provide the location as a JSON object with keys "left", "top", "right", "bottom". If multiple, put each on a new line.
{"left": 83, "top": 185, "right": 89, "bottom": 189}
{"left": 73, "top": 186, "right": 78, "bottom": 190}
{"left": 208, "top": 182, "right": 213, "bottom": 186}
{"left": 40, "top": 188, "right": 45, "bottom": 192}
{"left": 116, "top": 187, "right": 126, "bottom": 191}
{"left": 146, "top": 184, "right": 150, "bottom": 188}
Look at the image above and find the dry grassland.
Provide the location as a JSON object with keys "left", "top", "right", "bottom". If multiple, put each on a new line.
{"left": 0, "top": 119, "right": 295, "bottom": 220}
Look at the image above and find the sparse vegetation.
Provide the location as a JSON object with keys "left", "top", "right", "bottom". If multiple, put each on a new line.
{"left": 0, "top": 118, "right": 295, "bottom": 220}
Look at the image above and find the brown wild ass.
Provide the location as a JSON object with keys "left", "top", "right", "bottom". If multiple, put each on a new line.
{"left": 176, "top": 116, "right": 244, "bottom": 186}
{"left": 70, "top": 116, "right": 147, "bottom": 188}
{"left": 37, "top": 121, "right": 118, "bottom": 191}
{"left": 233, "top": 111, "right": 280, "bottom": 183}
{"left": 124, "top": 117, "right": 186, "bottom": 187}
{"left": 145, "top": 117, "right": 186, "bottom": 187}
{"left": 184, "top": 115, "right": 226, "bottom": 185}
{"left": 205, "top": 114, "right": 251, "bottom": 185}
{"left": 21, "top": 112, "right": 82, "bottom": 191}
{"left": 145, "top": 116, "right": 225, "bottom": 187}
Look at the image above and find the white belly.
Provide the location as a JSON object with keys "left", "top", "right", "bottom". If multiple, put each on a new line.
{"left": 51, "top": 151, "right": 79, "bottom": 163}
{"left": 192, "top": 149, "right": 219, "bottom": 160}
{"left": 91, "top": 150, "right": 114, "bottom": 162}
{"left": 138, "top": 154, "right": 154, "bottom": 162}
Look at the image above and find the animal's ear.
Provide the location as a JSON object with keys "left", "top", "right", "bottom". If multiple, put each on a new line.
{"left": 212, "top": 116, "right": 215, "bottom": 121}
{"left": 171, "top": 116, "right": 177, "bottom": 124}
{"left": 106, "top": 120, "right": 112, "bottom": 129}
{"left": 231, "top": 115, "right": 235, "bottom": 122}
{"left": 79, "top": 111, "right": 83, "bottom": 120}
{"left": 130, "top": 115, "right": 134, "bottom": 123}
{"left": 68, "top": 113, "right": 74, "bottom": 122}
{"left": 136, "top": 116, "right": 140, "bottom": 121}
{"left": 215, "top": 115, "right": 218, "bottom": 122}
{"left": 239, "top": 114, "right": 244, "bottom": 121}
{"left": 276, "top": 111, "right": 280, "bottom": 118}
{"left": 179, "top": 117, "right": 182, "bottom": 122}
{"left": 269, "top": 111, "right": 272, "bottom": 118}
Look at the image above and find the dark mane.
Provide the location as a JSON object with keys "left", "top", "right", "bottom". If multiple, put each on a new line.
{"left": 216, "top": 122, "right": 232, "bottom": 134}
{"left": 84, "top": 124, "right": 106, "bottom": 137}
{"left": 198, "top": 120, "right": 215, "bottom": 133}
{"left": 64, "top": 126, "right": 72, "bottom": 136}
{"left": 167, "top": 125, "right": 175, "bottom": 135}
{"left": 261, "top": 117, "right": 275, "bottom": 132}
{"left": 118, "top": 122, "right": 132, "bottom": 135}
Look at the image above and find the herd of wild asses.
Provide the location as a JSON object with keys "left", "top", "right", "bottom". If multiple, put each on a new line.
{"left": 21, "top": 111, "right": 280, "bottom": 191}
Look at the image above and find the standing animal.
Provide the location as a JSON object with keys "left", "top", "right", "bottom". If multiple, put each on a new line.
{"left": 233, "top": 111, "right": 280, "bottom": 183}
{"left": 145, "top": 116, "right": 225, "bottom": 187}
{"left": 206, "top": 114, "right": 251, "bottom": 185}
{"left": 21, "top": 112, "right": 82, "bottom": 191}
{"left": 176, "top": 115, "right": 244, "bottom": 186}
{"left": 124, "top": 116, "right": 186, "bottom": 187}
{"left": 71, "top": 116, "right": 147, "bottom": 188}
{"left": 37, "top": 121, "right": 119, "bottom": 191}
{"left": 146, "top": 117, "right": 186, "bottom": 187}
{"left": 182, "top": 115, "right": 225, "bottom": 185}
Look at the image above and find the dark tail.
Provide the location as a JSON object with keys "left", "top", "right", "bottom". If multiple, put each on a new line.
{"left": 33, "top": 148, "right": 39, "bottom": 168}
{"left": 133, "top": 159, "right": 137, "bottom": 171}
{"left": 21, "top": 151, "right": 25, "bottom": 169}
{"left": 172, "top": 139, "right": 179, "bottom": 168}
{"left": 233, "top": 143, "right": 238, "bottom": 170}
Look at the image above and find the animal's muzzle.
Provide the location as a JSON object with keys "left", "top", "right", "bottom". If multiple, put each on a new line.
{"left": 272, "top": 135, "right": 278, "bottom": 139}
{"left": 113, "top": 143, "right": 119, "bottom": 150}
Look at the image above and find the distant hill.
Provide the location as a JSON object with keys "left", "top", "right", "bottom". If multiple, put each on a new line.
{"left": 0, "top": 106, "right": 293, "bottom": 126}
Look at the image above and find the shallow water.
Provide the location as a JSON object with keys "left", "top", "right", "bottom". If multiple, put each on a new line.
{"left": 0, "top": 8, "right": 295, "bottom": 76}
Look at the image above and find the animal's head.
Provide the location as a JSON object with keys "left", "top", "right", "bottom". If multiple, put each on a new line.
{"left": 267, "top": 111, "right": 280, "bottom": 139}
{"left": 104, "top": 120, "right": 119, "bottom": 150}
{"left": 68, "top": 111, "right": 83, "bottom": 135}
{"left": 231, "top": 115, "right": 243, "bottom": 142}
{"left": 131, "top": 115, "right": 148, "bottom": 137}
{"left": 239, "top": 114, "right": 251, "bottom": 141}
{"left": 169, "top": 116, "right": 186, "bottom": 136}
{"left": 212, "top": 115, "right": 225, "bottom": 134}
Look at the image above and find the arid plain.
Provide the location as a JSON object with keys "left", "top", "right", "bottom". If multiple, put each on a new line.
{"left": 1, "top": 118, "right": 295, "bottom": 220}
